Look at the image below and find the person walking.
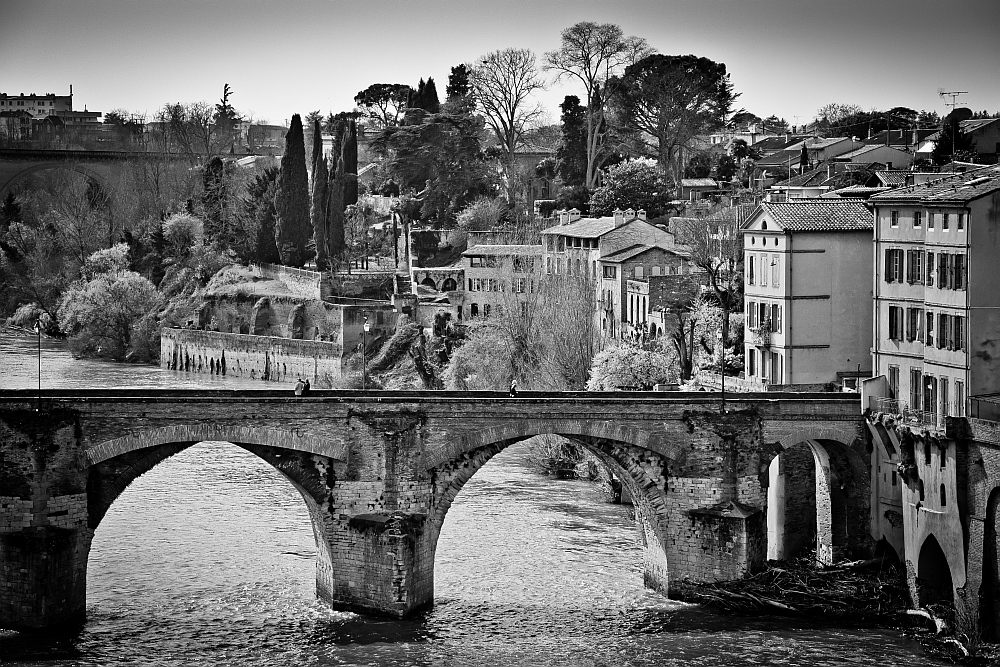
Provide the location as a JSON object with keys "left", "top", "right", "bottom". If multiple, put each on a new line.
{"left": 294, "top": 378, "right": 305, "bottom": 396}
{"left": 509, "top": 379, "right": 518, "bottom": 397}
{"left": 302, "top": 379, "right": 311, "bottom": 394}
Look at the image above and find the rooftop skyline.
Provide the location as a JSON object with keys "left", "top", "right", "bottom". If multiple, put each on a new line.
{"left": 3, "top": 0, "right": 998, "bottom": 129}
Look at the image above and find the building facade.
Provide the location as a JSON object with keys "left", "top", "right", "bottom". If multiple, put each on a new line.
{"left": 869, "top": 166, "right": 1000, "bottom": 421}
{"left": 742, "top": 199, "right": 873, "bottom": 387}
{"left": 460, "top": 244, "right": 541, "bottom": 319}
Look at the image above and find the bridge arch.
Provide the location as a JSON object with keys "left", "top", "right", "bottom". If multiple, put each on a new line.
{"left": 766, "top": 427, "right": 871, "bottom": 565}
{"left": 0, "top": 161, "right": 110, "bottom": 199}
{"left": 421, "top": 424, "right": 682, "bottom": 602}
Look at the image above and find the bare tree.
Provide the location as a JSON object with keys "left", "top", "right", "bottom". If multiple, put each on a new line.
{"left": 675, "top": 207, "right": 744, "bottom": 312}
{"left": 470, "top": 47, "right": 545, "bottom": 203}
{"left": 543, "top": 22, "right": 653, "bottom": 189}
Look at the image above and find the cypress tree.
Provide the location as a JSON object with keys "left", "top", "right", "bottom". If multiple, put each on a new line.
{"left": 326, "top": 151, "right": 346, "bottom": 266}
{"left": 343, "top": 119, "right": 359, "bottom": 208}
{"left": 556, "top": 95, "right": 587, "bottom": 187}
{"left": 274, "top": 114, "right": 312, "bottom": 267}
{"left": 446, "top": 64, "right": 470, "bottom": 100}
{"left": 422, "top": 77, "right": 440, "bottom": 113}
{"left": 311, "top": 118, "right": 330, "bottom": 270}
{"left": 201, "top": 156, "right": 228, "bottom": 246}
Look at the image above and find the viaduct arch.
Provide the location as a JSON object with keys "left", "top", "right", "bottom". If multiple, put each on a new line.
{"left": 0, "top": 161, "right": 111, "bottom": 199}
{"left": 0, "top": 389, "right": 864, "bottom": 631}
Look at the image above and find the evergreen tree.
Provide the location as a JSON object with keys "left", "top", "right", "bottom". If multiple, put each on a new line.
{"left": 326, "top": 152, "right": 346, "bottom": 266}
{"left": 556, "top": 95, "right": 588, "bottom": 186}
{"left": 446, "top": 64, "right": 470, "bottom": 100}
{"left": 274, "top": 114, "right": 312, "bottom": 267}
{"left": 310, "top": 118, "right": 330, "bottom": 270}
{"left": 343, "top": 119, "right": 359, "bottom": 208}
{"left": 422, "top": 77, "right": 441, "bottom": 113}
{"left": 247, "top": 167, "right": 281, "bottom": 264}
{"left": 932, "top": 116, "right": 977, "bottom": 165}
{"left": 201, "top": 156, "right": 228, "bottom": 246}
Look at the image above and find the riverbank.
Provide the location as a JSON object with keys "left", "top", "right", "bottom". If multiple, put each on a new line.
{"left": 672, "top": 557, "right": 1000, "bottom": 665}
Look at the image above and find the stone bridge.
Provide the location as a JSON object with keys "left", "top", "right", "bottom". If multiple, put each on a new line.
{"left": 0, "top": 148, "right": 188, "bottom": 198}
{"left": 0, "top": 389, "right": 865, "bottom": 631}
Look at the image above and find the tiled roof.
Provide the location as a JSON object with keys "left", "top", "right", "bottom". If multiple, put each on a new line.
{"left": 835, "top": 144, "right": 902, "bottom": 160}
{"left": 960, "top": 118, "right": 1000, "bottom": 133}
{"left": 681, "top": 178, "right": 719, "bottom": 188}
{"left": 600, "top": 242, "right": 688, "bottom": 263}
{"left": 875, "top": 170, "right": 911, "bottom": 186}
{"left": 751, "top": 135, "right": 814, "bottom": 153}
{"left": 869, "top": 165, "right": 1000, "bottom": 203}
{"left": 820, "top": 185, "right": 893, "bottom": 198}
{"left": 862, "top": 129, "right": 936, "bottom": 146}
{"left": 757, "top": 199, "right": 872, "bottom": 231}
{"left": 462, "top": 244, "right": 542, "bottom": 256}
{"left": 541, "top": 218, "right": 617, "bottom": 238}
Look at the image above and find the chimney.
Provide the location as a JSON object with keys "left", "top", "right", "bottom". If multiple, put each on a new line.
{"left": 624, "top": 208, "right": 636, "bottom": 222}
{"left": 904, "top": 174, "right": 915, "bottom": 187}
{"left": 558, "top": 208, "right": 569, "bottom": 225}
{"left": 911, "top": 128, "right": 919, "bottom": 147}
{"left": 613, "top": 208, "right": 625, "bottom": 227}
{"left": 568, "top": 208, "right": 582, "bottom": 223}
{"left": 637, "top": 209, "right": 647, "bottom": 221}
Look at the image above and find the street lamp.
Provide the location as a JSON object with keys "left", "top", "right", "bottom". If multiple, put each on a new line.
{"left": 32, "top": 318, "right": 42, "bottom": 411}
{"left": 717, "top": 320, "right": 727, "bottom": 414}
{"left": 362, "top": 315, "right": 370, "bottom": 391}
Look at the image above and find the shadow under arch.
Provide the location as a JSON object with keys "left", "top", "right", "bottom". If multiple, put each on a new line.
{"left": 420, "top": 430, "right": 677, "bottom": 609}
{"left": 765, "top": 434, "right": 871, "bottom": 565}
{"left": 981, "top": 486, "right": 1000, "bottom": 638}
{"left": 917, "top": 534, "right": 954, "bottom": 607}
{"left": 0, "top": 162, "right": 109, "bottom": 199}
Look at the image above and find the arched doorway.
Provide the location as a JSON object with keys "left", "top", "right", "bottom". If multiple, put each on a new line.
{"left": 983, "top": 487, "right": 1000, "bottom": 637}
{"left": 441, "top": 277, "right": 457, "bottom": 291}
{"left": 917, "top": 534, "right": 954, "bottom": 607}
{"left": 421, "top": 277, "right": 437, "bottom": 290}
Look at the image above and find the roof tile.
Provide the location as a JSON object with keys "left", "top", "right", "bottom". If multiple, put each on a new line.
{"left": 756, "top": 199, "right": 872, "bottom": 231}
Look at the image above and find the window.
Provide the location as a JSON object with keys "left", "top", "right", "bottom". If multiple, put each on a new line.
{"left": 954, "top": 254, "right": 966, "bottom": 290}
{"left": 888, "top": 365, "right": 899, "bottom": 399}
{"left": 890, "top": 210, "right": 899, "bottom": 227}
{"left": 955, "top": 316, "right": 966, "bottom": 352}
{"left": 470, "top": 303, "right": 479, "bottom": 317}
{"left": 545, "top": 236, "right": 554, "bottom": 251}
{"left": 910, "top": 368, "right": 922, "bottom": 410}
{"left": 938, "top": 253, "right": 950, "bottom": 289}
{"left": 926, "top": 252, "right": 935, "bottom": 286}
{"left": 942, "top": 213, "right": 950, "bottom": 230}
{"left": 602, "top": 265, "right": 616, "bottom": 279}
{"left": 957, "top": 213, "right": 965, "bottom": 231}
{"left": 545, "top": 257, "right": 552, "bottom": 274}
{"left": 772, "top": 255, "right": 780, "bottom": 287}
{"left": 747, "top": 300, "right": 757, "bottom": 328}
{"left": 771, "top": 304, "right": 782, "bottom": 333}
{"left": 914, "top": 211, "right": 922, "bottom": 228}
{"left": 748, "top": 255, "right": 756, "bottom": 285}
{"left": 907, "top": 250, "right": 923, "bottom": 284}
{"left": 928, "top": 212, "right": 935, "bottom": 230}
{"left": 748, "top": 348, "right": 756, "bottom": 376}
{"left": 938, "top": 313, "right": 950, "bottom": 349}
{"left": 634, "top": 265, "right": 643, "bottom": 278}
{"left": 906, "top": 307, "right": 923, "bottom": 342}
{"left": 760, "top": 253, "right": 767, "bottom": 286}
{"left": 956, "top": 381, "right": 965, "bottom": 416}
{"left": 926, "top": 311, "right": 934, "bottom": 346}
{"left": 887, "top": 305, "right": 904, "bottom": 340}
{"left": 484, "top": 304, "right": 491, "bottom": 317}
{"left": 556, "top": 236, "right": 565, "bottom": 252}
{"left": 940, "top": 378, "right": 949, "bottom": 418}
{"left": 884, "top": 249, "right": 904, "bottom": 282}
{"left": 940, "top": 484, "right": 946, "bottom": 507}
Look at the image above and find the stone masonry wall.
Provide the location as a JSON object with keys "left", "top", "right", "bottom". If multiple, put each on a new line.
{"left": 161, "top": 328, "right": 345, "bottom": 385}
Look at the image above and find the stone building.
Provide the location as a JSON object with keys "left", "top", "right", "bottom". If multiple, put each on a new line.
{"left": 600, "top": 244, "right": 696, "bottom": 337}
{"left": 460, "top": 244, "right": 541, "bottom": 319}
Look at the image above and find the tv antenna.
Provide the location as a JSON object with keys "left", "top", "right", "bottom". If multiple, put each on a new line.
{"left": 938, "top": 88, "right": 968, "bottom": 111}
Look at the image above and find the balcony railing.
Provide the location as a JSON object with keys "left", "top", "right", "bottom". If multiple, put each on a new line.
{"left": 867, "top": 396, "right": 944, "bottom": 431}
{"left": 750, "top": 323, "right": 771, "bottom": 349}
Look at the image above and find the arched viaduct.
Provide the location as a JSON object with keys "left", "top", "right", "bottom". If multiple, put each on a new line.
{"left": 0, "top": 389, "right": 866, "bottom": 631}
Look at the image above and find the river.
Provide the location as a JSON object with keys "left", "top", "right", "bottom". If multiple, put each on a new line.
{"left": 0, "top": 331, "right": 942, "bottom": 666}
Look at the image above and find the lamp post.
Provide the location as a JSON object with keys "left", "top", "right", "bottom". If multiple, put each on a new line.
{"left": 717, "top": 316, "right": 728, "bottom": 414}
{"left": 32, "top": 318, "right": 42, "bottom": 412}
{"left": 362, "top": 315, "right": 370, "bottom": 391}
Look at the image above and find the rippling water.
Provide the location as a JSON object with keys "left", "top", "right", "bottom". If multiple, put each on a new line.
{"left": 0, "top": 332, "right": 942, "bottom": 666}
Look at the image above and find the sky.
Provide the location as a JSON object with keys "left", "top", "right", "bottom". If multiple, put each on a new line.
{"left": 3, "top": 0, "right": 999, "bottom": 129}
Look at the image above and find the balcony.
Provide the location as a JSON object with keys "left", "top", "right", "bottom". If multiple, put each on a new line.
{"left": 867, "top": 396, "right": 944, "bottom": 432}
{"left": 749, "top": 323, "right": 771, "bottom": 349}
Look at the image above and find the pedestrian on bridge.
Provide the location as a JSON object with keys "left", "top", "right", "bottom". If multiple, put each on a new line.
{"left": 294, "top": 378, "right": 305, "bottom": 396}
{"left": 303, "top": 379, "right": 310, "bottom": 394}
{"left": 509, "top": 379, "right": 517, "bottom": 397}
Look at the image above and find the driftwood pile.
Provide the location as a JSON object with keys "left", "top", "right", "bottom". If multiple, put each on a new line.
{"left": 673, "top": 557, "right": 909, "bottom": 623}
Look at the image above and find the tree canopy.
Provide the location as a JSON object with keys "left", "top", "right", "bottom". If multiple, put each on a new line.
{"left": 609, "top": 54, "right": 736, "bottom": 187}
{"left": 354, "top": 83, "right": 412, "bottom": 129}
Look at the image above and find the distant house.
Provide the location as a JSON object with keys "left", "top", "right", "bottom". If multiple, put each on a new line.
{"left": 915, "top": 118, "right": 1000, "bottom": 163}
{"left": 832, "top": 144, "right": 913, "bottom": 170}
{"left": 680, "top": 178, "right": 719, "bottom": 200}
{"left": 460, "top": 244, "right": 541, "bottom": 320}
{"left": 862, "top": 128, "right": 937, "bottom": 151}
{"left": 599, "top": 243, "right": 696, "bottom": 337}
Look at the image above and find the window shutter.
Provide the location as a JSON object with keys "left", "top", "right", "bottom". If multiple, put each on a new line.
{"left": 926, "top": 252, "right": 934, "bottom": 286}
{"left": 884, "top": 249, "right": 893, "bottom": 283}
